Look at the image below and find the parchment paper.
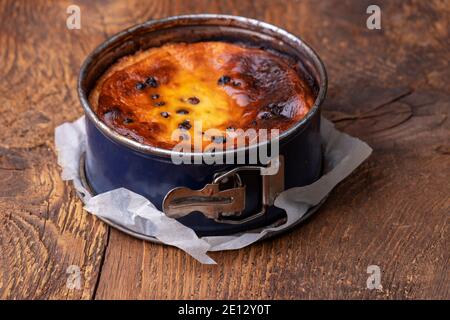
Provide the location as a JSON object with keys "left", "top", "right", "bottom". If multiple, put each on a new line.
{"left": 55, "top": 116, "right": 372, "bottom": 264}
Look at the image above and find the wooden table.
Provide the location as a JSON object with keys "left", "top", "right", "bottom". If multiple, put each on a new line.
{"left": 0, "top": 0, "right": 448, "bottom": 300}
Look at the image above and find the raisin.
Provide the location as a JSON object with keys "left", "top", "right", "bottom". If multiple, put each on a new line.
{"left": 218, "top": 75, "right": 231, "bottom": 85}
{"left": 187, "top": 97, "right": 200, "bottom": 105}
{"left": 267, "top": 103, "right": 285, "bottom": 116}
{"left": 176, "top": 109, "right": 189, "bottom": 115}
{"left": 153, "top": 101, "right": 166, "bottom": 107}
{"left": 151, "top": 94, "right": 160, "bottom": 100}
{"left": 178, "top": 120, "right": 192, "bottom": 130}
{"left": 160, "top": 112, "right": 169, "bottom": 118}
{"left": 145, "top": 76, "right": 158, "bottom": 88}
{"left": 135, "top": 82, "right": 146, "bottom": 90}
{"left": 123, "top": 117, "right": 134, "bottom": 124}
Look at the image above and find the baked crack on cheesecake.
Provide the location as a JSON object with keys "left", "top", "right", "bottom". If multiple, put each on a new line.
{"left": 89, "top": 41, "right": 315, "bottom": 150}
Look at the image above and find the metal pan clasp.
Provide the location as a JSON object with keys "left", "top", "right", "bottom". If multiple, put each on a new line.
{"left": 162, "top": 173, "right": 246, "bottom": 220}
{"left": 163, "top": 156, "right": 284, "bottom": 224}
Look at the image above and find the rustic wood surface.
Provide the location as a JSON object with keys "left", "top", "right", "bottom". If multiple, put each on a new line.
{"left": 0, "top": 0, "right": 448, "bottom": 300}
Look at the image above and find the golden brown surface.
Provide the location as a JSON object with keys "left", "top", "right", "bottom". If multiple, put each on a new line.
{"left": 1, "top": 0, "right": 449, "bottom": 300}
{"left": 89, "top": 42, "right": 315, "bottom": 149}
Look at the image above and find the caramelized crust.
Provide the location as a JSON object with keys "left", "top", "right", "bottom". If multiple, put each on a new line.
{"left": 89, "top": 41, "right": 315, "bottom": 150}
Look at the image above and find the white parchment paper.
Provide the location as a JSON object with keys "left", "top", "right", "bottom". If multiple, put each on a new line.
{"left": 55, "top": 116, "right": 372, "bottom": 264}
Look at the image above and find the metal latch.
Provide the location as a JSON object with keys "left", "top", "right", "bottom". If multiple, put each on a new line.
{"left": 162, "top": 156, "right": 284, "bottom": 224}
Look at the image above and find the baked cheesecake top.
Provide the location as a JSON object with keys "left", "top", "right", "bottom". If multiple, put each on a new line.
{"left": 89, "top": 41, "right": 315, "bottom": 150}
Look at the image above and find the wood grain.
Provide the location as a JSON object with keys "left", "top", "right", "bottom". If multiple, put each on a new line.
{"left": 0, "top": 0, "right": 448, "bottom": 299}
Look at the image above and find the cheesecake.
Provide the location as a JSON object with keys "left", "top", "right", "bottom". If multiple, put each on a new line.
{"left": 89, "top": 41, "right": 315, "bottom": 150}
